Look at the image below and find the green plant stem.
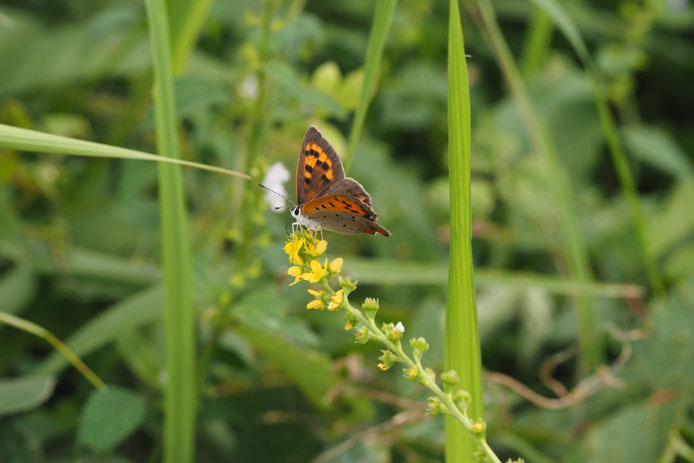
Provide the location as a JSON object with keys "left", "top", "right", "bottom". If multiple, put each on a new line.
{"left": 145, "top": 0, "right": 196, "bottom": 461}
{"left": 0, "top": 311, "right": 106, "bottom": 390}
{"left": 475, "top": 0, "right": 603, "bottom": 373}
{"left": 344, "top": 0, "right": 397, "bottom": 173}
{"left": 235, "top": 0, "right": 274, "bottom": 271}
{"left": 317, "top": 281, "right": 502, "bottom": 463}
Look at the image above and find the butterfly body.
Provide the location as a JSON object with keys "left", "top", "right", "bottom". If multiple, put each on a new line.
{"left": 293, "top": 126, "right": 391, "bottom": 237}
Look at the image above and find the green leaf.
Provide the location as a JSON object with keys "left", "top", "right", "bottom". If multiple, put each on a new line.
{"left": 238, "top": 326, "right": 336, "bottom": 410}
{"left": 234, "top": 289, "right": 319, "bottom": 347}
{"left": 623, "top": 126, "right": 694, "bottom": 178}
{"left": 0, "top": 264, "right": 35, "bottom": 316}
{"left": 77, "top": 387, "right": 146, "bottom": 452}
{"left": 265, "top": 61, "right": 347, "bottom": 119}
{"left": 0, "top": 376, "right": 55, "bottom": 416}
{"left": 446, "top": 0, "right": 482, "bottom": 461}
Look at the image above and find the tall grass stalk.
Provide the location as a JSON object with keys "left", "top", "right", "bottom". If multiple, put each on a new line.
{"left": 527, "top": 0, "right": 664, "bottom": 296}
{"left": 145, "top": 1, "right": 196, "bottom": 461}
{"left": 475, "top": 0, "right": 603, "bottom": 373}
{"left": 446, "top": 1, "right": 484, "bottom": 461}
{"left": 344, "top": 0, "right": 397, "bottom": 174}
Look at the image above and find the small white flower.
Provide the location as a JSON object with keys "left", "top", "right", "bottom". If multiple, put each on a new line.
{"left": 394, "top": 321, "right": 405, "bottom": 333}
{"left": 262, "top": 162, "right": 291, "bottom": 212}
{"left": 239, "top": 73, "right": 259, "bottom": 99}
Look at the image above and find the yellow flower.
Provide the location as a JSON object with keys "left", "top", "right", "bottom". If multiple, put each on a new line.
{"left": 305, "top": 239, "right": 328, "bottom": 256}
{"left": 344, "top": 320, "right": 354, "bottom": 330}
{"left": 307, "top": 288, "right": 323, "bottom": 298}
{"left": 328, "top": 257, "right": 343, "bottom": 275}
{"left": 306, "top": 288, "right": 326, "bottom": 310}
{"left": 284, "top": 237, "right": 305, "bottom": 265}
{"left": 287, "top": 266, "right": 303, "bottom": 286}
{"left": 302, "top": 259, "right": 327, "bottom": 283}
{"left": 327, "top": 289, "right": 343, "bottom": 311}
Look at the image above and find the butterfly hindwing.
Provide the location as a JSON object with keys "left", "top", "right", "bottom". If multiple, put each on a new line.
{"left": 296, "top": 126, "right": 345, "bottom": 204}
{"left": 302, "top": 194, "right": 376, "bottom": 219}
{"left": 303, "top": 194, "right": 391, "bottom": 237}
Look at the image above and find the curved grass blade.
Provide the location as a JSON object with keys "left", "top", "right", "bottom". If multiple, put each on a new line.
{"left": 476, "top": 0, "right": 603, "bottom": 374}
{"left": 145, "top": 0, "right": 196, "bottom": 461}
{"left": 344, "top": 0, "right": 397, "bottom": 173}
{"left": 446, "top": 1, "right": 484, "bottom": 460}
{"left": 0, "top": 311, "right": 105, "bottom": 390}
{"left": 527, "top": 0, "right": 664, "bottom": 296}
{"left": 167, "top": 0, "right": 215, "bottom": 75}
{"left": 0, "top": 123, "right": 250, "bottom": 179}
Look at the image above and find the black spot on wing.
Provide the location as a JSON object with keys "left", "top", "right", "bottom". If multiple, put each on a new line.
{"left": 321, "top": 174, "right": 329, "bottom": 182}
{"left": 304, "top": 178, "right": 311, "bottom": 185}
{"left": 305, "top": 165, "right": 313, "bottom": 173}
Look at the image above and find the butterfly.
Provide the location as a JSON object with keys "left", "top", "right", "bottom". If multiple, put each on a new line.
{"left": 286, "top": 126, "right": 391, "bottom": 237}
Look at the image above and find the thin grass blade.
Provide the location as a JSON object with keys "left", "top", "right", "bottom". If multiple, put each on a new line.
{"left": 0, "top": 123, "right": 249, "bottom": 179}
{"left": 476, "top": 0, "right": 603, "bottom": 374}
{"left": 167, "top": 0, "right": 215, "bottom": 74}
{"left": 527, "top": 0, "right": 664, "bottom": 296}
{"left": 344, "top": 0, "right": 397, "bottom": 173}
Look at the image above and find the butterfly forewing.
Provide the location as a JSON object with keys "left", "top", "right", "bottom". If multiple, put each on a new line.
{"left": 296, "top": 126, "right": 345, "bottom": 204}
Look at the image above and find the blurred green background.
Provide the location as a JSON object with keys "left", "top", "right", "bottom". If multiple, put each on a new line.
{"left": 1, "top": 0, "right": 693, "bottom": 462}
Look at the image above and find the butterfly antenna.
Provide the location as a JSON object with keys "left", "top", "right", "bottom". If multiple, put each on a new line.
{"left": 258, "top": 183, "right": 296, "bottom": 207}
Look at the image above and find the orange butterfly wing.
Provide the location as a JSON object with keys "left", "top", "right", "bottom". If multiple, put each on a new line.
{"left": 296, "top": 126, "right": 345, "bottom": 204}
{"left": 302, "top": 194, "right": 391, "bottom": 236}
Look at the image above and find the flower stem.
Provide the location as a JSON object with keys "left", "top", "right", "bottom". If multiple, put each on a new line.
{"left": 320, "top": 280, "right": 502, "bottom": 463}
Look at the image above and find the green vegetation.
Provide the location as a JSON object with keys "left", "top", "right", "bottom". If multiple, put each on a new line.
{"left": 1, "top": 1, "right": 692, "bottom": 462}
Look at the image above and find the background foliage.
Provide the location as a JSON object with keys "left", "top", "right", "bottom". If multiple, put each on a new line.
{"left": 1, "top": 0, "right": 693, "bottom": 462}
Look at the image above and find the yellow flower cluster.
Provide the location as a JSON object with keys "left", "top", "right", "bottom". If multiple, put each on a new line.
{"left": 283, "top": 232, "right": 344, "bottom": 310}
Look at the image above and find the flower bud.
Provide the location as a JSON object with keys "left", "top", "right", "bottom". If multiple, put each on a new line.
{"left": 361, "top": 297, "right": 379, "bottom": 319}
{"left": 452, "top": 389, "right": 471, "bottom": 409}
{"left": 377, "top": 349, "right": 396, "bottom": 370}
{"left": 383, "top": 322, "right": 404, "bottom": 342}
{"left": 403, "top": 366, "right": 419, "bottom": 381}
{"left": 441, "top": 369, "right": 460, "bottom": 389}
{"left": 354, "top": 326, "right": 369, "bottom": 344}
{"left": 426, "top": 396, "right": 444, "bottom": 415}
{"left": 339, "top": 276, "right": 357, "bottom": 292}
{"left": 471, "top": 421, "right": 486, "bottom": 435}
